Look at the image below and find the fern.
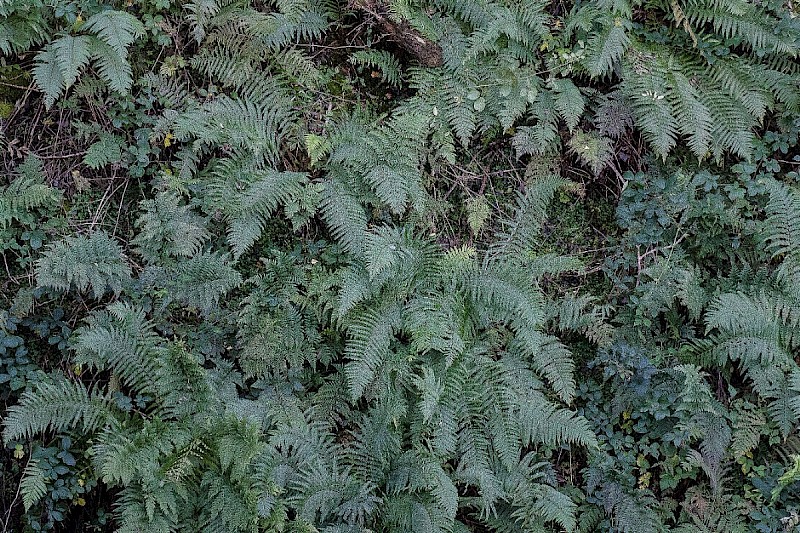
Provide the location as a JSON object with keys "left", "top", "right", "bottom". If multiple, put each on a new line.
{"left": 132, "top": 192, "right": 211, "bottom": 262}
{"left": 344, "top": 302, "right": 403, "bottom": 400}
{"left": 600, "top": 482, "right": 661, "bottom": 533}
{"left": 490, "top": 175, "right": 568, "bottom": 260}
{"left": 551, "top": 78, "right": 585, "bottom": 132}
{"left": 0, "top": 3, "right": 50, "bottom": 55}
{"left": 88, "top": 39, "right": 135, "bottom": 94}
{"left": 51, "top": 34, "right": 93, "bottom": 90}
{"left": 32, "top": 44, "right": 64, "bottom": 109}
{"left": 35, "top": 231, "right": 131, "bottom": 298}
{"left": 567, "top": 0, "right": 800, "bottom": 159}
{"left": 583, "top": 15, "right": 631, "bottom": 78}
{"left": 15, "top": 0, "right": 798, "bottom": 529}
{"left": 350, "top": 49, "right": 403, "bottom": 87}
{"left": 250, "top": 0, "right": 336, "bottom": 50}
{"left": 71, "top": 302, "right": 161, "bottom": 393}
{"left": 568, "top": 130, "right": 614, "bottom": 175}
{"left": 763, "top": 179, "right": 800, "bottom": 262}
{"left": 20, "top": 460, "right": 48, "bottom": 512}
{"left": 684, "top": 2, "right": 799, "bottom": 54}
{"left": 516, "top": 387, "right": 597, "bottom": 447}
{"left": 83, "top": 132, "right": 125, "bottom": 169}
{"left": 143, "top": 252, "right": 242, "bottom": 312}
{"left": 0, "top": 156, "right": 61, "bottom": 228}
{"left": 514, "top": 330, "right": 577, "bottom": 403}
{"left": 82, "top": 10, "right": 145, "bottom": 56}
{"left": 32, "top": 10, "right": 144, "bottom": 107}
{"left": 223, "top": 170, "right": 309, "bottom": 258}
{"left": 3, "top": 378, "right": 117, "bottom": 442}
{"left": 320, "top": 173, "right": 369, "bottom": 257}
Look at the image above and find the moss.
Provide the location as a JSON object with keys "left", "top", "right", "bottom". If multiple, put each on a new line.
{"left": 0, "top": 101, "right": 13, "bottom": 119}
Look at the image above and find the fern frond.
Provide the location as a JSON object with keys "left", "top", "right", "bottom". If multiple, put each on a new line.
{"left": 344, "top": 302, "right": 402, "bottom": 400}
{"left": 72, "top": 302, "right": 161, "bottom": 394}
{"left": 89, "top": 39, "right": 135, "bottom": 94}
{"left": 531, "top": 484, "right": 578, "bottom": 532}
{"left": 225, "top": 170, "right": 309, "bottom": 258}
{"left": 0, "top": 157, "right": 61, "bottom": 228}
{"left": 551, "top": 78, "right": 585, "bottom": 131}
{"left": 83, "top": 10, "right": 145, "bottom": 56}
{"left": 20, "top": 460, "right": 48, "bottom": 511}
{"left": 584, "top": 20, "right": 630, "bottom": 78}
{"left": 51, "top": 34, "right": 93, "bottom": 90}
{"left": 132, "top": 192, "right": 210, "bottom": 262}
{"left": 490, "top": 175, "right": 567, "bottom": 260}
{"left": 350, "top": 49, "right": 403, "bottom": 87}
{"left": 763, "top": 179, "right": 800, "bottom": 261}
{"left": 35, "top": 231, "right": 131, "bottom": 298}
{"left": 600, "top": 482, "right": 661, "bottom": 533}
{"left": 517, "top": 388, "right": 596, "bottom": 447}
{"left": 2, "top": 379, "right": 116, "bottom": 442}
{"left": 83, "top": 132, "right": 125, "bottom": 169}
{"left": 32, "top": 44, "right": 64, "bottom": 108}
{"left": 685, "top": 4, "right": 799, "bottom": 54}
{"left": 669, "top": 68, "right": 713, "bottom": 157}
{"left": 154, "top": 252, "right": 243, "bottom": 311}
{"left": 320, "top": 174, "right": 369, "bottom": 256}
{"left": 568, "top": 130, "right": 614, "bottom": 175}
{"left": 514, "top": 330, "right": 576, "bottom": 403}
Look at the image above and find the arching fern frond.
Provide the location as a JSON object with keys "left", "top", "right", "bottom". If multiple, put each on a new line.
{"left": 2, "top": 379, "right": 117, "bottom": 442}
{"left": 35, "top": 231, "right": 131, "bottom": 298}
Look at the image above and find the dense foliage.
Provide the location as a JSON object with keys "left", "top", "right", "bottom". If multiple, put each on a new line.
{"left": 2, "top": 0, "right": 800, "bottom": 531}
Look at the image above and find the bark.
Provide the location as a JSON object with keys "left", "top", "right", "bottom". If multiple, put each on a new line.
{"left": 351, "top": 0, "right": 443, "bottom": 67}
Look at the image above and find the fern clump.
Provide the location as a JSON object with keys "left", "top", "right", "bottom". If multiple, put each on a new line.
{"left": 35, "top": 232, "right": 131, "bottom": 298}
{"left": 5, "top": 0, "right": 800, "bottom": 531}
{"left": 0, "top": 156, "right": 61, "bottom": 229}
{"left": 33, "top": 10, "right": 145, "bottom": 107}
{"left": 132, "top": 192, "right": 210, "bottom": 262}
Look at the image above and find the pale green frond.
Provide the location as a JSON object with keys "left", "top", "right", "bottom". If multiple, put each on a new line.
{"left": 551, "top": 78, "right": 585, "bottom": 131}
{"left": 344, "top": 302, "right": 402, "bottom": 400}
{"left": 35, "top": 231, "right": 132, "bottom": 298}
{"left": 132, "top": 192, "right": 211, "bottom": 262}
{"left": 32, "top": 44, "right": 64, "bottom": 108}
{"left": 51, "top": 34, "right": 93, "bottom": 90}
{"left": 226, "top": 170, "right": 309, "bottom": 258}
{"left": 89, "top": 38, "right": 134, "bottom": 94}
{"left": 20, "top": 460, "right": 48, "bottom": 511}
{"left": 2, "top": 379, "right": 117, "bottom": 442}
{"left": 83, "top": 10, "right": 145, "bottom": 56}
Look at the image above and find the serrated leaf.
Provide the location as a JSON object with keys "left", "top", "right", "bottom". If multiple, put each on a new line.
{"left": 83, "top": 10, "right": 144, "bottom": 56}
{"left": 21, "top": 460, "right": 47, "bottom": 511}
{"left": 304, "top": 133, "right": 331, "bottom": 168}
{"left": 466, "top": 195, "right": 490, "bottom": 234}
{"left": 552, "top": 78, "right": 585, "bottom": 131}
{"left": 52, "top": 34, "right": 93, "bottom": 90}
{"left": 32, "top": 45, "right": 64, "bottom": 109}
{"left": 84, "top": 133, "right": 124, "bottom": 169}
{"left": 89, "top": 39, "right": 133, "bottom": 94}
